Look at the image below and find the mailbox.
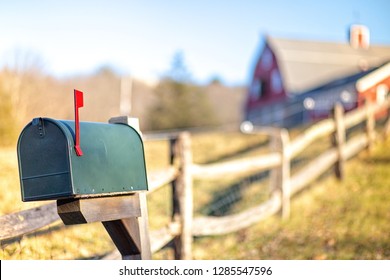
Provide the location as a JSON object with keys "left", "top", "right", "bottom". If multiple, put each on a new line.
{"left": 17, "top": 118, "right": 148, "bottom": 201}
{"left": 17, "top": 91, "right": 148, "bottom": 201}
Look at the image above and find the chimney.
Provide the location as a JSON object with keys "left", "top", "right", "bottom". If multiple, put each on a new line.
{"left": 349, "top": 24, "right": 370, "bottom": 49}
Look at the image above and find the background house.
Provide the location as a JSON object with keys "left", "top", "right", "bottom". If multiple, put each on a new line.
{"left": 244, "top": 25, "right": 390, "bottom": 128}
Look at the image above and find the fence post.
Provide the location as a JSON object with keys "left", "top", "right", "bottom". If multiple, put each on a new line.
{"left": 332, "top": 103, "right": 346, "bottom": 180}
{"left": 383, "top": 97, "right": 390, "bottom": 138}
{"left": 170, "top": 132, "right": 193, "bottom": 260}
{"left": 269, "top": 128, "right": 291, "bottom": 220}
{"left": 384, "top": 107, "right": 390, "bottom": 138}
{"left": 100, "top": 116, "right": 151, "bottom": 260}
{"left": 366, "top": 101, "right": 376, "bottom": 152}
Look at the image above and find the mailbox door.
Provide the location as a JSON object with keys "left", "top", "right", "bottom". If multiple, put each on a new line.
{"left": 18, "top": 118, "right": 73, "bottom": 201}
{"left": 61, "top": 121, "right": 148, "bottom": 196}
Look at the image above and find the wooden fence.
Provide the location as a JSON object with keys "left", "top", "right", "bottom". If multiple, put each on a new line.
{"left": 1, "top": 99, "right": 390, "bottom": 260}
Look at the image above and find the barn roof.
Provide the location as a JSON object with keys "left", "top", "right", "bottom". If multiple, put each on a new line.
{"left": 266, "top": 36, "right": 390, "bottom": 94}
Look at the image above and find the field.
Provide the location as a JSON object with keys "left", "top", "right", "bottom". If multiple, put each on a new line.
{"left": 1, "top": 130, "right": 389, "bottom": 259}
{"left": 192, "top": 136, "right": 390, "bottom": 259}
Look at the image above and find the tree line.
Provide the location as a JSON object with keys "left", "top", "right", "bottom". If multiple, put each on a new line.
{"left": 0, "top": 51, "right": 245, "bottom": 146}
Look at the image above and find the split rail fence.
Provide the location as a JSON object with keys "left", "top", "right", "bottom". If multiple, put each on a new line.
{"left": 1, "top": 99, "right": 390, "bottom": 260}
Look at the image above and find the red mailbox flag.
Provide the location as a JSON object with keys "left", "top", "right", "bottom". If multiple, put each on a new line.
{"left": 74, "top": 89, "right": 84, "bottom": 156}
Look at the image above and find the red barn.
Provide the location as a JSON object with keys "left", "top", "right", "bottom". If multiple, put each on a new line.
{"left": 356, "top": 62, "right": 390, "bottom": 118}
{"left": 244, "top": 28, "right": 390, "bottom": 128}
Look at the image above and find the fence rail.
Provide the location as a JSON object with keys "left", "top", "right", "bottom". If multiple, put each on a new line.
{"left": 0, "top": 167, "right": 180, "bottom": 244}
{"left": 1, "top": 99, "right": 390, "bottom": 259}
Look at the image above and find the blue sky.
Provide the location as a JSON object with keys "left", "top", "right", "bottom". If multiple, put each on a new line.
{"left": 1, "top": 0, "right": 389, "bottom": 85}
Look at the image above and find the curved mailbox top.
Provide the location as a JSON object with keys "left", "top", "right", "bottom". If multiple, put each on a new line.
{"left": 17, "top": 118, "right": 148, "bottom": 201}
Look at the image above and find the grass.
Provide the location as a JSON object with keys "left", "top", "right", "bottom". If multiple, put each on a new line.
{"left": 192, "top": 138, "right": 390, "bottom": 260}
{"left": 1, "top": 130, "right": 390, "bottom": 259}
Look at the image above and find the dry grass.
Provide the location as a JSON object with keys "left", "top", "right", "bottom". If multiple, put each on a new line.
{"left": 1, "top": 130, "right": 389, "bottom": 260}
{"left": 192, "top": 138, "right": 390, "bottom": 260}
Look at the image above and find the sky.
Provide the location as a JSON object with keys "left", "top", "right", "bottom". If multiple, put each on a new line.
{"left": 1, "top": 0, "right": 390, "bottom": 85}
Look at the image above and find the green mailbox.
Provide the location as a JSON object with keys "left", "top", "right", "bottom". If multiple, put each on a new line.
{"left": 17, "top": 118, "right": 148, "bottom": 201}
{"left": 17, "top": 91, "right": 148, "bottom": 202}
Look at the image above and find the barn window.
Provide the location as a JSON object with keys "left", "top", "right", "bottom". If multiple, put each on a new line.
{"left": 261, "top": 48, "right": 273, "bottom": 70}
{"left": 250, "top": 78, "right": 264, "bottom": 100}
{"left": 271, "top": 69, "right": 283, "bottom": 94}
{"left": 376, "top": 84, "right": 389, "bottom": 104}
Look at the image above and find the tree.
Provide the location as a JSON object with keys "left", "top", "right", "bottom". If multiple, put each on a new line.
{"left": 148, "top": 51, "right": 218, "bottom": 130}
{"left": 0, "top": 49, "right": 52, "bottom": 146}
{"left": 0, "top": 81, "right": 19, "bottom": 145}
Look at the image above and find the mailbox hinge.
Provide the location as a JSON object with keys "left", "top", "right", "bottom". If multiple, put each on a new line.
{"left": 32, "top": 118, "right": 45, "bottom": 138}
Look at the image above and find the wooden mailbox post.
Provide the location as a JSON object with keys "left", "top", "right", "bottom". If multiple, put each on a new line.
{"left": 56, "top": 116, "right": 151, "bottom": 260}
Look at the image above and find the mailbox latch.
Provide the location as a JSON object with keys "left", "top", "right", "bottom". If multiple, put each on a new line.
{"left": 32, "top": 117, "right": 45, "bottom": 138}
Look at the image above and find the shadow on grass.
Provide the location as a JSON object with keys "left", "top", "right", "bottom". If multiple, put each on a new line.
{"left": 200, "top": 171, "right": 270, "bottom": 217}
{"left": 202, "top": 139, "right": 269, "bottom": 165}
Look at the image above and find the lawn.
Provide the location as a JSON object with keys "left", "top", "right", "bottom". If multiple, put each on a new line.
{"left": 191, "top": 137, "right": 390, "bottom": 260}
